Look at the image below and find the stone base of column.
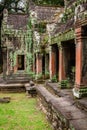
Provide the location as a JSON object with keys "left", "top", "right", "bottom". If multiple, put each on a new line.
{"left": 73, "top": 85, "right": 87, "bottom": 98}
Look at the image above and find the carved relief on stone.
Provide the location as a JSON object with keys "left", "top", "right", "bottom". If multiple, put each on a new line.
{"left": 74, "top": 4, "right": 86, "bottom": 21}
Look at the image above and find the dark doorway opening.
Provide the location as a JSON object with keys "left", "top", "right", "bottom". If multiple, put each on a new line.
{"left": 52, "top": 44, "right": 59, "bottom": 80}
{"left": 42, "top": 55, "right": 45, "bottom": 75}
{"left": 34, "top": 54, "right": 36, "bottom": 74}
{"left": 45, "top": 54, "right": 49, "bottom": 79}
{"left": 62, "top": 39, "right": 75, "bottom": 83}
{"left": 18, "top": 55, "right": 25, "bottom": 70}
{"left": 45, "top": 54, "right": 49, "bottom": 72}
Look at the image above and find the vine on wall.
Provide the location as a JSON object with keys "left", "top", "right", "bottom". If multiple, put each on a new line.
{"left": 25, "top": 19, "right": 33, "bottom": 74}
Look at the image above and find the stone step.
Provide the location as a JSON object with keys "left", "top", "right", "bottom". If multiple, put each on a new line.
{"left": 5, "top": 75, "right": 30, "bottom": 84}
{"left": 6, "top": 79, "right": 30, "bottom": 84}
{"left": 45, "top": 82, "right": 87, "bottom": 113}
{"left": 36, "top": 84, "right": 87, "bottom": 130}
{"left": 0, "top": 74, "right": 31, "bottom": 84}
{"left": 45, "top": 82, "right": 73, "bottom": 98}
{"left": 0, "top": 83, "right": 25, "bottom": 93}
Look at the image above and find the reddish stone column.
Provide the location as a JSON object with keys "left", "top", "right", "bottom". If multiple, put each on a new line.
{"left": 36, "top": 53, "right": 42, "bottom": 75}
{"left": 49, "top": 46, "right": 55, "bottom": 79}
{"left": 75, "top": 27, "right": 82, "bottom": 87}
{"left": 73, "top": 27, "right": 84, "bottom": 98}
{"left": 59, "top": 49, "right": 65, "bottom": 81}
{"left": 75, "top": 26, "right": 87, "bottom": 87}
{"left": 75, "top": 41, "right": 82, "bottom": 86}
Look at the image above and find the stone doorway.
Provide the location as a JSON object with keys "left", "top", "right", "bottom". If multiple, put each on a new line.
{"left": 17, "top": 55, "right": 25, "bottom": 70}
{"left": 62, "top": 39, "right": 75, "bottom": 83}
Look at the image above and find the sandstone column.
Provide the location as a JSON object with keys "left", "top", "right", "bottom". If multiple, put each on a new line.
{"left": 59, "top": 48, "right": 65, "bottom": 81}
{"left": 36, "top": 53, "right": 42, "bottom": 75}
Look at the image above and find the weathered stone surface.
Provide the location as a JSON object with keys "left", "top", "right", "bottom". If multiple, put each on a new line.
{"left": 77, "top": 97, "right": 87, "bottom": 112}
{"left": 30, "top": 81, "right": 34, "bottom": 86}
{"left": 36, "top": 84, "right": 87, "bottom": 130}
{"left": 26, "top": 86, "right": 37, "bottom": 97}
{"left": 0, "top": 97, "right": 10, "bottom": 103}
{"left": 25, "top": 82, "right": 37, "bottom": 97}
{"left": 0, "top": 83, "right": 25, "bottom": 92}
{"left": 70, "top": 118, "right": 87, "bottom": 130}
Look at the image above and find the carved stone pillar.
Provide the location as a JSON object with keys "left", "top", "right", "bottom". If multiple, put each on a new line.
{"left": 49, "top": 46, "right": 56, "bottom": 79}
{"left": 73, "top": 27, "right": 87, "bottom": 98}
{"left": 36, "top": 53, "right": 42, "bottom": 75}
{"left": 59, "top": 47, "right": 65, "bottom": 81}
{"left": 75, "top": 27, "right": 82, "bottom": 86}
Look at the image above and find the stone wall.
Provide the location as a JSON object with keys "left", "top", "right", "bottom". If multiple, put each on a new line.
{"left": 37, "top": 96, "right": 74, "bottom": 130}
{"left": 1, "top": 9, "right": 33, "bottom": 76}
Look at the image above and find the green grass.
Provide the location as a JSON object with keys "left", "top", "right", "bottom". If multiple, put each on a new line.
{"left": 0, "top": 93, "right": 52, "bottom": 130}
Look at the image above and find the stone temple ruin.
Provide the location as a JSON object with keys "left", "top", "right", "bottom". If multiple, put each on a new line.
{"left": 0, "top": 0, "right": 87, "bottom": 129}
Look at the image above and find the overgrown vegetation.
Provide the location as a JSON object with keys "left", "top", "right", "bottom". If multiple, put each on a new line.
{"left": 51, "top": 75, "right": 57, "bottom": 82}
{"left": 0, "top": 0, "right": 28, "bottom": 13}
{"left": 0, "top": 0, "right": 64, "bottom": 13}
{"left": 0, "top": 93, "right": 52, "bottom": 130}
{"left": 33, "top": 0, "right": 64, "bottom": 6}
{"left": 59, "top": 79, "right": 70, "bottom": 89}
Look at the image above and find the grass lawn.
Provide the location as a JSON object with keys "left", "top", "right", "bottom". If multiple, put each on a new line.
{"left": 0, "top": 93, "right": 52, "bottom": 130}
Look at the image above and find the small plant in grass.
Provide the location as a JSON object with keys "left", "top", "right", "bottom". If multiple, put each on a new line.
{"left": 51, "top": 75, "right": 57, "bottom": 82}
{"left": 59, "top": 78, "right": 70, "bottom": 89}
{"left": 79, "top": 88, "right": 87, "bottom": 97}
{"left": 45, "top": 71, "right": 50, "bottom": 79}
{"left": 35, "top": 73, "right": 43, "bottom": 80}
{"left": 29, "top": 71, "right": 36, "bottom": 79}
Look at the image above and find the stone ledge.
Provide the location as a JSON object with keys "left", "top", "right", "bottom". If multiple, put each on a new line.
{"left": 0, "top": 83, "right": 25, "bottom": 92}
{"left": 36, "top": 85, "right": 87, "bottom": 130}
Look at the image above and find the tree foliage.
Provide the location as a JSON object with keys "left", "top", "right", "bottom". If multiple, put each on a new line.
{"left": 32, "top": 0, "right": 64, "bottom": 6}
{"left": 0, "top": 0, "right": 28, "bottom": 13}
{"left": 0, "top": 0, "right": 64, "bottom": 13}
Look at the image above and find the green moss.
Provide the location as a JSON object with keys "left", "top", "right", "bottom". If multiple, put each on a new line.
{"left": 51, "top": 29, "right": 75, "bottom": 45}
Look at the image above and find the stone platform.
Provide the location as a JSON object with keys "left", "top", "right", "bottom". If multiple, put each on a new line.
{"left": 35, "top": 82, "right": 87, "bottom": 130}
{"left": 45, "top": 82, "right": 87, "bottom": 111}
{"left": 0, "top": 83, "right": 25, "bottom": 92}
{"left": 0, "top": 74, "right": 30, "bottom": 92}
